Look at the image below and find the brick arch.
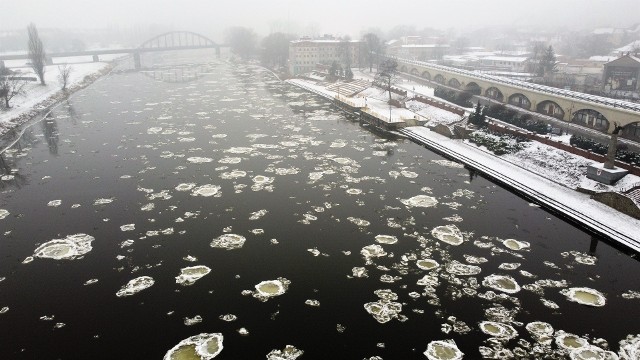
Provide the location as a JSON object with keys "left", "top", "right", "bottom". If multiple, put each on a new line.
{"left": 410, "top": 68, "right": 419, "bottom": 76}
{"left": 448, "top": 78, "right": 461, "bottom": 88}
{"left": 464, "top": 82, "right": 481, "bottom": 95}
{"left": 571, "top": 109, "right": 609, "bottom": 132}
{"left": 434, "top": 74, "right": 445, "bottom": 84}
{"left": 536, "top": 100, "right": 565, "bottom": 120}
{"left": 485, "top": 87, "right": 504, "bottom": 101}
{"left": 400, "top": 65, "right": 408, "bottom": 73}
{"left": 508, "top": 93, "right": 531, "bottom": 110}
{"left": 421, "top": 70, "right": 431, "bottom": 80}
{"left": 621, "top": 121, "right": 640, "bottom": 141}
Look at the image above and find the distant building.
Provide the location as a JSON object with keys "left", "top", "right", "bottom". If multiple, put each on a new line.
{"left": 385, "top": 36, "right": 449, "bottom": 61}
{"left": 611, "top": 40, "right": 640, "bottom": 57}
{"left": 288, "top": 35, "right": 363, "bottom": 75}
{"left": 602, "top": 54, "right": 640, "bottom": 98}
{"left": 478, "top": 56, "right": 528, "bottom": 72}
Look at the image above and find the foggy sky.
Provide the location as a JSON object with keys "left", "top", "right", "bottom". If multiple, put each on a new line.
{"left": 3, "top": 0, "right": 639, "bottom": 40}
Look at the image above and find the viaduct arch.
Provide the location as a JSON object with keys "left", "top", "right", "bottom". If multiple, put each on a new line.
{"left": 389, "top": 55, "right": 640, "bottom": 139}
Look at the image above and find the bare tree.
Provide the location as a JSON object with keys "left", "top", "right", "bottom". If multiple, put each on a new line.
{"left": 57, "top": 64, "right": 72, "bottom": 91}
{"left": 261, "top": 32, "right": 296, "bottom": 69}
{"left": 0, "top": 69, "right": 28, "bottom": 108}
{"left": 362, "top": 33, "right": 381, "bottom": 72}
{"left": 27, "top": 23, "right": 46, "bottom": 85}
{"left": 224, "top": 27, "right": 257, "bottom": 60}
{"left": 374, "top": 59, "right": 398, "bottom": 103}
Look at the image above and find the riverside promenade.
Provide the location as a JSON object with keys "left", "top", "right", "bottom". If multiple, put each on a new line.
{"left": 400, "top": 126, "right": 640, "bottom": 253}
{"left": 287, "top": 78, "right": 640, "bottom": 253}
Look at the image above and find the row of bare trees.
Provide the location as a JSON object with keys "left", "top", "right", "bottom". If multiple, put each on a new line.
{"left": 1, "top": 23, "right": 72, "bottom": 109}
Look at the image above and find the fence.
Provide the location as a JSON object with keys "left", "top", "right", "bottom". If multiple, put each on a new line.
{"left": 409, "top": 95, "right": 466, "bottom": 116}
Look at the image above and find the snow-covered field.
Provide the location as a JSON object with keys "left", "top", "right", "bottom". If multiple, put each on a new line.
{"left": 0, "top": 56, "right": 122, "bottom": 135}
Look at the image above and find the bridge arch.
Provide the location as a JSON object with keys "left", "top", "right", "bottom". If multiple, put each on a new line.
{"left": 421, "top": 71, "right": 431, "bottom": 80}
{"left": 571, "top": 109, "right": 609, "bottom": 132}
{"left": 536, "top": 100, "right": 565, "bottom": 120}
{"left": 621, "top": 122, "right": 640, "bottom": 141}
{"left": 400, "top": 65, "right": 408, "bottom": 73}
{"left": 434, "top": 74, "right": 445, "bottom": 84}
{"left": 448, "top": 78, "right": 461, "bottom": 88}
{"left": 485, "top": 87, "right": 504, "bottom": 101}
{"left": 508, "top": 93, "right": 531, "bottom": 110}
{"left": 410, "top": 68, "right": 419, "bottom": 76}
{"left": 464, "top": 82, "right": 482, "bottom": 95}
{"left": 139, "top": 31, "right": 219, "bottom": 49}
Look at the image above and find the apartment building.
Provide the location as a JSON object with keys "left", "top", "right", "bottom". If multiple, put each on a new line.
{"left": 288, "top": 36, "right": 363, "bottom": 75}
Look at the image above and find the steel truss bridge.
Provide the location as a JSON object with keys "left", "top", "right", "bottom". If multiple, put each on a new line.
{"left": 0, "top": 31, "right": 226, "bottom": 70}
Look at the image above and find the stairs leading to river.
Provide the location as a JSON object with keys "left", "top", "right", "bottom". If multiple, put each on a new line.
{"left": 326, "top": 79, "right": 370, "bottom": 97}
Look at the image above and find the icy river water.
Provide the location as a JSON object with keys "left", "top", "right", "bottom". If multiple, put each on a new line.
{"left": 0, "top": 52, "right": 639, "bottom": 359}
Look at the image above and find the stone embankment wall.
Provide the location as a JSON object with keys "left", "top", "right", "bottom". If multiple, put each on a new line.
{"left": 409, "top": 95, "right": 466, "bottom": 116}
{"left": 591, "top": 192, "right": 640, "bottom": 219}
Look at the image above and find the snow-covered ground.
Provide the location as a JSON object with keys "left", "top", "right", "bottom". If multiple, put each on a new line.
{"left": 0, "top": 55, "right": 123, "bottom": 135}
{"left": 403, "top": 126, "right": 640, "bottom": 252}
{"left": 503, "top": 140, "right": 640, "bottom": 192}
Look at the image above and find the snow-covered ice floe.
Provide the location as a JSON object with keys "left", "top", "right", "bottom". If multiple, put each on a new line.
{"left": 431, "top": 225, "right": 464, "bottom": 246}
{"left": 479, "top": 321, "right": 518, "bottom": 339}
{"left": 561, "top": 287, "right": 606, "bottom": 307}
{"left": 163, "top": 333, "right": 223, "bottom": 360}
{"left": 176, "top": 266, "right": 211, "bottom": 286}
{"left": 482, "top": 274, "right": 521, "bottom": 294}
{"left": 266, "top": 345, "right": 303, "bottom": 360}
{"left": 116, "top": 276, "right": 155, "bottom": 297}
{"left": 401, "top": 194, "right": 438, "bottom": 208}
{"left": 210, "top": 234, "right": 246, "bottom": 250}
{"left": 250, "top": 278, "right": 290, "bottom": 302}
{"left": 423, "top": 340, "right": 464, "bottom": 360}
{"left": 33, "top": 233, "right": 95, "bottom": 260}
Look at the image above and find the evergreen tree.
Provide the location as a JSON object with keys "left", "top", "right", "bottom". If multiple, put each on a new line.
{"left": 469, "top": 102, "right": 486, "bottom": 127}
{"left": 542, "top": 45, "right": 557, "bottom": 75}
{"left": 344, "top": 67, "right": 353, "bottom": 80}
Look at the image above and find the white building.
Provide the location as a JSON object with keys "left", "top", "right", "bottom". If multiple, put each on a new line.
{"left": 478, "top": 56, "right": 528, "bottom": 72}
{"left": 288, "top": 36, "right": 363, "bottom": 75}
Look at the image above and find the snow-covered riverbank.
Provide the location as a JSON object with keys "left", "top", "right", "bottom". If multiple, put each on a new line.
{"left": 0, "top": 56, "right": 123, "bottom": 135}
{"left": 287, "top": 74, "right": 640, "bottom": 251}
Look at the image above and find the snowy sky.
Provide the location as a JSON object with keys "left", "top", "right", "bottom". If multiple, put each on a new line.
{"left": 3, "top": 0, "right": 639, "bottom": 40}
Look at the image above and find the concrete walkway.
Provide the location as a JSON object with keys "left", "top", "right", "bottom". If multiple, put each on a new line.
{"left": 400, "top": 126, "right": 640, "bottom": 253}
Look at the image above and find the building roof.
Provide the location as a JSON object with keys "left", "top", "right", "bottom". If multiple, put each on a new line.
{"left": 613, "top": 40, "right": 640, "bottom": 54}
{"left": 588, "top": 55, "right": 618, "bottom": 62}
{"left": 401, "top": 44, "right": 450, "bottom": 48}
{"left": 593, "top": 27, "right": 626, "bottom": 35}
{"left": 481, "top": 56, "right": 528, "bottom": 63}
{"left": 290, "top": 39, "right": 362, "bottom": 45}
{"left": 604, "top": 54, "right": 640, "bottom": 67}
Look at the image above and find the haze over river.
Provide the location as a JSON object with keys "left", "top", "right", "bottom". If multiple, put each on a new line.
{"left": 0, "top": 51, "right": 638, "bottom": 359}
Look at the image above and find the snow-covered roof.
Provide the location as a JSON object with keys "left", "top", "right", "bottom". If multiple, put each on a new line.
{"left": 402, "top": 44, "right": 450, "bottom": 48}
{"left": 613, "top": 40, "right": 640, "bottom": 53}
{"left": 593, "top": 27, "right": 625, "bottom": 35}
{"left": 290, "top": 39, "right": 362, "bottom": 45}
{"left": 588, "top": 55, "right": 618, "bottom": 62}
{"left": 481, "top": 56, "right": 528, "bottom": 63}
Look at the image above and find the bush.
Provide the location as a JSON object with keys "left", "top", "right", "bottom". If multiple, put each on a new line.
{"left": 468, "top": 132, "right": 528, "bottom": 155}
{"left": 434, "top": 88, "right": 473, "bottom": 107}
{"left": 570, "top": 135, "right": 640, "bottom": 164}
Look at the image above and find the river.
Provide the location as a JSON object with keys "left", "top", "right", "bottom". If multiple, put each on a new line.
{"left": 0, "top": 50, "right": 638, "bottom": 359}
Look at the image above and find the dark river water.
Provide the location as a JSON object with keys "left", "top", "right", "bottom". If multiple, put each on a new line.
{"left": 0, "top": 51, "right": 638, "bottom": 359}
